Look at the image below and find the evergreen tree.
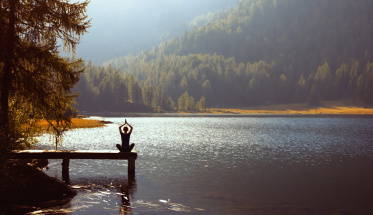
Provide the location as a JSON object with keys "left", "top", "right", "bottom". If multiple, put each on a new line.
{"left": 0, "top": 0, "right": 90, "bottom": 152}
{"left": 314, "top": 62, "right": 332, "bottom": 99}
{"left": 295, "top": 74, "right": 307, "bottom": 102}
{"left": 196, "top": 96, "right": 206, "bottom": 111}
{"left": 363, "top": 63, "right": 373, "bottom": 103}
{"left": 178, "top": 91, "right": 192, "bottom": 111}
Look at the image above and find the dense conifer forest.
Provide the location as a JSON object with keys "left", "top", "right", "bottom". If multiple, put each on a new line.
{"left": 73, "top": 0, "right": 373, "bottom": 112}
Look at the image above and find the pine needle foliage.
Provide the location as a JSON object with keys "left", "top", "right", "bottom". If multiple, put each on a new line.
{"left": 0, "top": 0, "right": 91, "bottom": 154}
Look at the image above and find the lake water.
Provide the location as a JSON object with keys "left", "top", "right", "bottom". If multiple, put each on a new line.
{"left": 33, "top": 115, "right": 373, "bottom": 214}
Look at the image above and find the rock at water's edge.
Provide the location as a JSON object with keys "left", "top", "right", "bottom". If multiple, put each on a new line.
{"left": 1, "top": 163, "right": 76, "bottom": 207}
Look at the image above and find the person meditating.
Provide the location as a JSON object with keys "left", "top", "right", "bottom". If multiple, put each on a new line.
{"left": 116, "top": 119, "right": 135, "bottom": 152}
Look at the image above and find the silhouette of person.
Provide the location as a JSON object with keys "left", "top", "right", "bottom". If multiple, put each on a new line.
{"left": 116, "top": 119, "right": 135, "bottom": 152}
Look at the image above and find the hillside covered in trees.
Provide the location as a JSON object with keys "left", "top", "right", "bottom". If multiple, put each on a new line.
{"left": 74, "top": 0, "right": 373, "bottom": 113}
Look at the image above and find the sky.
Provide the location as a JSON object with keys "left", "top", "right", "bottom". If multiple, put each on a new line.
{"left": 64, "top": 0, "right": 237, "bottom": 64}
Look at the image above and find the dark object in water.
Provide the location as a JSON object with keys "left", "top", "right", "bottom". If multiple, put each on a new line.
{"left": 30, "top": 159, "right": 49, "bottom": 170}
{"left": 100, "top": 120, "right": 113, "bottom": 124}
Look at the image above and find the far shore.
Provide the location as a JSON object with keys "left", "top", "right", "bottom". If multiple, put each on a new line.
{"left": 73, "top": 100, "right": 373, "bottom": 123}
{"left": 205, "top": 100, "right": 373, "bottom": 115}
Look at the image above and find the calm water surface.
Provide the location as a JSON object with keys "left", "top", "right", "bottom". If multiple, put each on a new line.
{"left": 33, "top": 115, "right": 373, "bottom": 214}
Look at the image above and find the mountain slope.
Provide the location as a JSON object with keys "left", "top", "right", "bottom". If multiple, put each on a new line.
{"left": 158, "top": 0, "right": 373, "bottom": 73}
{"left": 74, "top": 0, "right": 373, "bottom": 112}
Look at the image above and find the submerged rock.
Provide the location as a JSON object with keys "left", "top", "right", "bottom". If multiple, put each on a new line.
{"left": 17, "top": 164, "right": 76, "bottom": 199}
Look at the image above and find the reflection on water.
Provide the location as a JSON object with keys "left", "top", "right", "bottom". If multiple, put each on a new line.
{"left": 29, "top": 175, "right": 137, "bottom": 215}
{"left": 119, "top": 174, "right": 136, "bottom": 214}
{"left": 34, "top": 116, "right": 373, "bottom": 214}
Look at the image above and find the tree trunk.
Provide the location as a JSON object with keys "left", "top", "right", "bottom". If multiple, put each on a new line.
{"left": 0, "top": 0, "right": 16, "bottom": 150}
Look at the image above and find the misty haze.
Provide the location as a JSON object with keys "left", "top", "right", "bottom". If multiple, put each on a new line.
{"left": 72, "top": 0, "right": 237, "bottom": 64}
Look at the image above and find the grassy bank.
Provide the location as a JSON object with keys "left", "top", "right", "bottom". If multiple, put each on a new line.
{"left": 207, "top": 100, "right": 373, "bottom": 115}
{"left": 37, "top": 118, "right": 105, "bottom": 130}
{"left": 69, "top": 118, "right": 106, "bottom": 128}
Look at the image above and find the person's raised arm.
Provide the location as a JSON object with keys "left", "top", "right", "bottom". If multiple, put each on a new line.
{"left": 127, "top": 122, "right": 133, "bottom": 133}
{"left": 119, "top": 123, "right": 125, "bottom": 134}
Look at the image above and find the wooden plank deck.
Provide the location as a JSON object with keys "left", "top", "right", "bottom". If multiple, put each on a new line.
{"left": 10, "top": 150, "right": 137, "bottom": 160}
{"left": 10, "top": 150, "right": 138, "bottom": 184}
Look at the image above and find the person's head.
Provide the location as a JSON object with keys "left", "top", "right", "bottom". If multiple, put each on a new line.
{"left": 123, "top": 126, "right": 129, "bottom": 133}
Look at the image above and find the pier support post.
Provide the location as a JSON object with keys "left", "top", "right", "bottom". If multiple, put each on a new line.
{"left": 128, "top": 154, "right": 136, "bottom": 174}
{"left": 62, "top": 157, "right": 70, "bottom": 184}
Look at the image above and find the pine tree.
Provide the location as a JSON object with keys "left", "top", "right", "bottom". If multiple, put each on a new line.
{"left": 196, "top": 96, "right": 206, "bottom": 111}
{"left": 0, "top": 0, "right": 90, "bottom": 151}
{"left": 178, "top": 91, "right": 190, "bottom": 111}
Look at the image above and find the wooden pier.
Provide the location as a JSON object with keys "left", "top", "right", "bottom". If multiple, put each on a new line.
{"left": 10, "top": 150, "right": 137, "bottom": 183}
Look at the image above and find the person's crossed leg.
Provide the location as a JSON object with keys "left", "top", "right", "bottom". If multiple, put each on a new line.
{"left": 116, "top": 143, "right": 135, "bottom": 152}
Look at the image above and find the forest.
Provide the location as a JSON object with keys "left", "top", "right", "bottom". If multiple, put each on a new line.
{"left": 73, "top": 0, "right": 373, "bottom": 113}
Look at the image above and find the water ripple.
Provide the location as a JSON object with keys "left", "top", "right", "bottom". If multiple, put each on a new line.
{"left": 34, "top": 116, "right": 373, "bottom": 214}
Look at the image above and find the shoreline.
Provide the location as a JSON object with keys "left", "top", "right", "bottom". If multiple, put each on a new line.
{"left": 37, "top": 118, "right": 106, "bottom": 130}
{"left": 206, "top": 105, "right": 373, "bottom": 115}
{"left": 78, "top": 101, "right": 373, "bottom": 118}
{"left": 199, "top": 100, "right": 373, "bottom": 115}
